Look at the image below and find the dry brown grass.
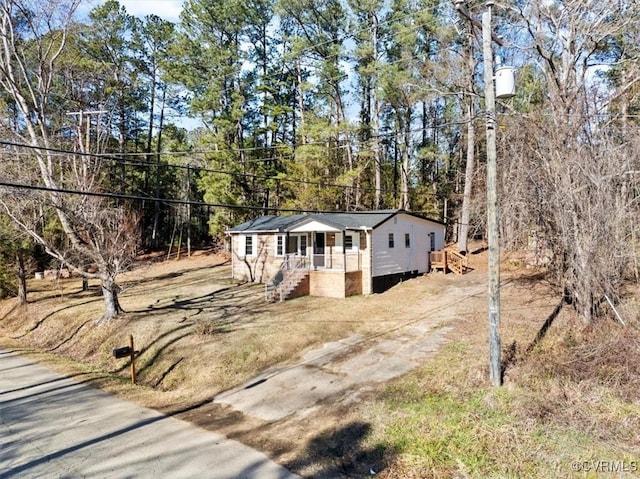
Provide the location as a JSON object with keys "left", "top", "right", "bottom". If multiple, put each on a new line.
{"left": 1, "top": 245, "right": 639, "bottom": 478}
{"left": 0, "top": 251, "right": 433, "bottom": 408}
{"left": 362, "top": 270, "right": 640, "bottom": 478}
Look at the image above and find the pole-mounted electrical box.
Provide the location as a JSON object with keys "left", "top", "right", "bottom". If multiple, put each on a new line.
{"left": 495, "top": 66, "right": 516, "bottom": 99}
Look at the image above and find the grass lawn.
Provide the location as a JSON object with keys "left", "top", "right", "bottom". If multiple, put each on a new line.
{"left": 1, "top": 247, "right": 638, "bottom": 478}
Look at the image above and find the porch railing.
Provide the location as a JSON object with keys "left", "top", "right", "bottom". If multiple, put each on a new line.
{"left": 310, "top": 252, "right": 362, "bottom": 272}
{"left": 265, "top": 254, "right": 309, "bottom": 301}
{"left": 447, "top": 250, "right": 468, "bottom": 275}
{"left": 429, "top": 249, "right": 468, "bottom": 275}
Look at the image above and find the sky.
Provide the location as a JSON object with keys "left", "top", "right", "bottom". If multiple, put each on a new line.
{"left": 80, "top": 0, "right": 184, "bottom": 23}
{"left": 117, "top": 0, "right": 183, "bottom": 21}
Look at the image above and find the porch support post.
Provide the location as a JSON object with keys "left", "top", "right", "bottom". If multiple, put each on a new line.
{"left": 312, "top": 231, "right": 317, "bottom": 270}
{"left": 343, "top": 230, "right": 347, "bottom": 272}
{"left": 285, "top": 231, "right": 290, "bottom": 259}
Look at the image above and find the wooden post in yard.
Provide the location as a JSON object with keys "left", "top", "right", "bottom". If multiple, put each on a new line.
{"left": 129, "top": 334, "right": 137, "bottom": 385}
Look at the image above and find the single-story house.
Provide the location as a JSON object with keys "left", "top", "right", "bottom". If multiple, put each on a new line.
{"left": 227, "top": 209, "right": 446, "bottom": 300}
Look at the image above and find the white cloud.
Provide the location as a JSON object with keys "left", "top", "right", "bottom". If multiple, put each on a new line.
{"left": 80, "top": 0, "right": 184, "bottom": 23}
{"left": 118, "top": 0, "right": 183, "bottom": 22}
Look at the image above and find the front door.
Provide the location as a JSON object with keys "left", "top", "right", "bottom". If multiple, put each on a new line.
{"left": 314, "top": 232, "right": 325, "bottom": 268}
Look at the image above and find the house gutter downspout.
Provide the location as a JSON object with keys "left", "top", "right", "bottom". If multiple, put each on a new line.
{"left": 360, "top": 226, "right": 372, "bottom": 295}
{"left": 227, "top": 232, "right": 234, "bottom": 279}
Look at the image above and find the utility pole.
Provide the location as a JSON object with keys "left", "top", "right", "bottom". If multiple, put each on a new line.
{"left": 482, "top": 2, "right": 501, "bottom": 387}
{"left": 67, "top": 109, "right": 108, "bottom": 291}
{"left": 455, "top": 0, "right": 502, "bottom": 386}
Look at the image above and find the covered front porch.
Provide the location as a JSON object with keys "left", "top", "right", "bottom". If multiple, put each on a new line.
{"left": 265, "top": 263, "right": 364, "bottom": 302}
{"left": 279, "top": 228, "right": 368, "bottom": 272}
{"left": 265, "top": 228, "right": 371, "bottom": 301}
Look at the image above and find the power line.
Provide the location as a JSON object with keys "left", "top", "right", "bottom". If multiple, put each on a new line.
{"left": 1, "top": 110, "right": 475, "bottom": 159}
{"left": 0, "top": 140, "right": 448, "bottom": 197}
{"left": 0, "top": 141, "right": 366, "bottom": 193}
{"left": 0, "top": 180, "right": 335, "bottom": 214}
{"left": 0, "top": 180, "right": 446, "bottom": 219}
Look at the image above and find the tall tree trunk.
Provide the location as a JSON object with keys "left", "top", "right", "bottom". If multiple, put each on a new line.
{"left": 118, "top": 86, "right": 127, "bottom": 193}
{"left": 100, "top": 275, "right": 123, "bottom": 323}
{"left": 458, "top": 30, "right": 476, "bottom": 254}
{"left": 458, "top": 98, "right": 475, "bottom": 253}
{"left": 151, "top": 87, "right": 167, "bottom": 249}
{"left": 400, "top": 108, "right": 411, "bottom": 210}
{"left": 393, "top": 132, "right": 399, "bottom": 206}
{"left": 372, "top": 15, "right": 381, "bottom": 210}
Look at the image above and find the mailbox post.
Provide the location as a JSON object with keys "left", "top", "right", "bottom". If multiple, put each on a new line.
{"left": 113, "top": 334, "right": 137, "bottom": 384}
{"left": 129, "top": 335, "right": 136, "bottom": 385}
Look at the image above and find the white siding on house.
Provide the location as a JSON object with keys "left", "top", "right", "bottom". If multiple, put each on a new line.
{"left": 371, "top": 213, "right": 445, "bottom": 278}
{"left": 333, "top": 232, "right": 360, "bottom": 253}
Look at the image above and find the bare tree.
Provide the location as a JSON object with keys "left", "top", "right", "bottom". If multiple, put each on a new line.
{"left": 0, "top": 214, "right": 31, "bottom": 305}
{"left": 0, "top": 0, "right": 138, "bottom": 322}
{"left": 498, "top": 0, "right": 640, "bottom": 323}
{"left": 457, "top": 24, "right": 478, "bottom": 255}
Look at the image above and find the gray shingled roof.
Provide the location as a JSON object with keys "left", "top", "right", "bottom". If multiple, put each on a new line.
{"left": 304, "top": 210, "right": 399, "bottom": 230}
{"left": 227, "top": 214, "right": 307, "bottom": 233}
{"left": 228, "top": 210, "right": 443, "bottom": 233}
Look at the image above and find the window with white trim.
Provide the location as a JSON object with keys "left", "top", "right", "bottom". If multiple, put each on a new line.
{"left": 388, "top": 233, "right": 395, "bottom": 248}
{"left": 245, "top": 235, "right": 254, "bottom": 256}
{"left": 344, "top": 234, "right": 353, "bottom": 250}
{"left": 405, "top": 233, "right": 411, "bottom": 248}
{"left": 276, "top": 235, "right": 284, "bottom": 256}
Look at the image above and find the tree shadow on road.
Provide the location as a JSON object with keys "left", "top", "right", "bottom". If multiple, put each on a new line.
{"left": 283, "top": 421, "right": 392, "bottom": 478}
{"left": 172, "top": 398, "right": 396, "bottom": 478}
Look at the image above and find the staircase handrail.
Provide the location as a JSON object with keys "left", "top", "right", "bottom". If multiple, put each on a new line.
{"left": 276, "top": 254, "right": 308, "bottom": 301}
{"left": 447, "top": 249, "right": 468, "bottom": 275}
{"left": 265, "top": 254, "right": 308, "bottom": 301}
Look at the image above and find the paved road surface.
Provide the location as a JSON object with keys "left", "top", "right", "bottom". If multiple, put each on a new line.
{"left": 0, "top": 349, "right": 299, "bottom": 479}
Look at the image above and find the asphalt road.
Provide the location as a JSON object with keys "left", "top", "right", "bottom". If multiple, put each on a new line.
{"left": 0, "top": 349, "right": 299, "bottom": 479}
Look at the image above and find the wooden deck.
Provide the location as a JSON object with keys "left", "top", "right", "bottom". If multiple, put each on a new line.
{"left": 430, "top": 250, "right": 448, "bottom": 272}
{"left": 429, "top": 249, "right": 468, "bottom": 275}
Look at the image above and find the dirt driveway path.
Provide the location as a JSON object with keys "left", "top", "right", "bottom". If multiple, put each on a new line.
{"left": 213, "top": 273, "right": 487, "bottom": 421}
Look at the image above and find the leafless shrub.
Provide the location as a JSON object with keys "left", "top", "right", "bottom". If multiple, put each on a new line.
{"left": 510, "top": 315, "right": 640, "bottom": 445}
{"left": 0, "top": 0, "right": 140, "bottom": 322}
{"left": 495, "top": 0, "right": 640, "bottom": 323}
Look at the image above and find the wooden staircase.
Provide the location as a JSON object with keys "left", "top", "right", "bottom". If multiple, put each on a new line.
{"left": 265, "top": 255, "right": 309, "bottom": 302}
{"left": 269, "top": 269, "right": 309, "bottom": 302}
{"left": 429, "top": 249, "right": 469, "bottom": 275}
